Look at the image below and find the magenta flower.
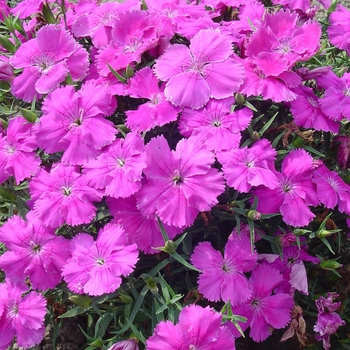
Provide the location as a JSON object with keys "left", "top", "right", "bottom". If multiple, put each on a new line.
{"left": 10, "top": 25, "right": 88, "bottom": 102}
{"left": 328, "top": 5, "right": 350, "bottom": 54}
{"left": 313, "top": 164, "right": 350, "bottom": 215}
{"left": 136, "top": 136, "right": 225, "bottom": 228}
{"left": 11, "top": 0, "right": 55, "bottom": 19}
{"left": 29, "top": 164, "right": 103, "bottom": 228}
{"left": 0, "top": 212, "right": 70, "bottom": 290}
{"left": 217, "top": 139, "right": 278, "bottom": 193}
{"left": 179, "top": 98, "right": 252, "bottom": 152}
{"left": 334, "top": 135, "right": 350, "bottom": 169}
{"left": 314, "top": 293, "right": 345, "bottom": 350}
{"left": 36, "top": 80, "right": 117, "bottom": 165}
{"left": 0, "top": 280, "right": 46, "bottom": 350}
{"left": 62, "top": 223, "right": 138, "bottom": 296}
{"left": 146, "top": 304, "right": 236, "bottom": 350}
{"left": 230, "top": 264, "right": 294, "bottom": 342}
{"left": 254, "top": 149, "right": 319, "bottom": 227}
{"left": 125, "top": 67, "right": 179, "bottom": 132}
{"left": 107, "top": 339, "right": 139, "bottom": 350}
{"left": 0, "top": 116, "right": 40, "bottom": 184}
{"left": 191, "top": 228, "right": 257, "bottom": 305}
{"left": 107, "top": 195, "right": 181, "bottom": 254}
{"left": 154, "top": 29, "right": 244, "bottom": 109}
{"left": 290, "top": 85, "right": 339, "bottom": 133}
{"left": 246, "top": 9, "right": 321, "bottom": 77}
{"left": 83, "top": 132, "right": 146, "bottom": 198}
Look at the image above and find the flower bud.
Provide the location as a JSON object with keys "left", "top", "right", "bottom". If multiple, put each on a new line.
{"left": 247, "top": 210, "right": 261, "bottom": 221}
{"left": 68, "top": 294, "right": 92, "bottom": 307}
{"left": 164, "top": 240, "right": 177, "bottom": 254}
{"left": 250, "top": 131, "right": 260, "bottom": 141}
{"left": 333, "top": 135, "right": 350, "bottom": 169}
{"left": 316, "top": 229, "right": 334, "bottom": 238}
{"left": 319, "top": 260, "right": 343, "bottom": 270}
{"left": 107, "top": 339, "right": 139, "bottom": 350}
{"left": 235, "top": 93, "right": 245, "bottom": 106}
{"left": 119, "top": 293, "right": 133, "bottom": 304}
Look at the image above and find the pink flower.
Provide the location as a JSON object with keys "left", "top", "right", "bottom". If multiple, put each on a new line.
{"left": 253, "top": 149, "right": 319, "bottom": 227}
{"left": 83, "top": 132, "right": 146, "bottom": 198}
{"left": 314, "top": 293, "right": 345, "bottom": 350}
{"left": 289, "top": 85, "right": 339, "bottom": 133}
{"left": 146, "top": 304, "right": 236, "bottom": 350}
{"left": 10, "top": 25, "right": 89, "bottom": 102}
{"left": 62, "top": 223, "right": 139, "bottom": 296}
{"left": 154, "top": 29, "right": 244, "bottom": 109}
{"left": 29, "top": 164, "right": 103, "bottom": 228}
{"left": 313, "top": 164, "right": 350, "bottom": 215}
{"left": 191, "top": 228, "right": 257, "bottom": 305}
{"left": 125, "top": 67, "right": 179, "bottom": 132}
{"left": 11, "top": 0, "right": 55, "bottom": 19}
{"left": 246, "top": 9, "right": 321, "bottom": 77}
{"left": 107, "top": 339, "right": 139, "bottom": 350}
{"left": 328, "top": 5, "right": 350, "bottom": 54}
{"left": 0, "top": 116, "right": 40, "bottom": 184}
{"left": 217, "top": 139, "right": 278, "bottom": 193}
{"left": 333, "top": 135, "right": 350, "bottom": 169}
{"left": 107, "top": 195, "right": 181, "bottom": 254}
{"left": 36, "top": 80, "right": 117, "bottom": 165}
{"left": 0, "top": 280, "right": 46, "bottom": 350}
{"left": 230, "top": 264, "right": 294, "bottom": 342}
{"left": 136, "top": 136, "right": 225, "bottom": 228}
{"left": 179, "top": 97, "right": 252, "bottom": 152}
{"left": 0, "top": 213, "right": 70, "bottom": 290}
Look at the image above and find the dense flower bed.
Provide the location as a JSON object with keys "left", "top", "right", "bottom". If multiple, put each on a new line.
{"left": 0, "top": 0, "right": 350, "bottom": 349}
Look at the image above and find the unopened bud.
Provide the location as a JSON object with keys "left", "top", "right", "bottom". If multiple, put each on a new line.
{"left": 125, "top": 65, "right": 134, "bottom": 79}
{"left": 320, "top": 260, "right": 343, "bottom": 270}
{"left": 235, "top": 93, "right": 245, "bottom": 106}
{"left": 164, "top": 240, "right": 177, "bottom": 254}
{"left": 247, "top": 210, "right": 261, "bottom": 221}
{"left": 316, "top": 229, "right": 333, "bottom": 238}
{"left": 119, "top": 293, "right": 132, "bottom": 304}
{"left": 250, "top": 131, "right": 260, "bottom": 141}
{"left": 68, "top": 294, "right": 92, "bottom": 307}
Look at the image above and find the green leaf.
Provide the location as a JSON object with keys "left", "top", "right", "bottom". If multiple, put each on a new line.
{"left": 58, "top": 306, "right": 91, "bottom": 318}
{"left": 107, "top": 63, "right": 127, "bottom": 83}
{"left": 171, "top": 251, "right": 201, "bottom": 272}
{"left": 19, "top": 108, "right": 37, "bottom": 122}
{"left": 259, "top": 111, "right": 278, "bottom": 137}
{"left": 0, "top": 35, "right": 15, "bottom": 53}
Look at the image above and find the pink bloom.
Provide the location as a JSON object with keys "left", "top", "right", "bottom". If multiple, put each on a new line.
{"left": 0, "top": 280, "right": 46, "bottom": 350}
{"left": 313, "top": 164, "right": 350, "bottom": 215}
{"left": 253, "top": 149, "right": 319, "bottom": 227}
{"left": 179, "top": 97, "right": 252, "bottom": 152}
{"left": 191, "top": 228, "right": 257, "bottom": 305}
{"left": 83, "top": 132, "right": 146, "bottom": 198}
{"left": 29, "top": 164, "right": 103, "bottom": 228}
{"left": 317, "top": 70, "right": 350, "bottom": 122}
{"left": 289, "top": 86, "right": 339, "bottom": 133}
{"left": 217, "top": 139, "right": 278, "bottom": 193}
{"left": 271, "top": 0, "right": 311, "bottom": 12}
{"left": 0, "top": 116, "right": 40, "bottom": 184}
{"left": 239, "top": 58, "right": 301, "bottom": 103}
{"left": 328, "top": 5, "right": 350, "bottom": 54}
{"left": 0, "top": 213, "right": 70, "bottom": 290}
{"left": 0, "top": 0, "right": 10, "bottom": 21}
{"left": 136, "top": 136, "right": 225, "bottom": 228}
{"left": 333, "top": 135, "right": 350, "bottom": 169}
{"left": 146, "top": 304, "right": 236, "bottom": 350}
{"left": 0, "top": 56, "right": 14, "bottom": 82}
{"left": 125, "top": 67, "right": 179, "bottom": 132}
{"left": 36, "top": 80, "right": 117, "bottom": 165}
{"left": 107, "top": 339, "right": 139, "bottom": 350}
{"left": 246, "top": 10, "right": 321, "bottom": 77}
{"left": 62, "top": 223, "right": 138, "bottom": 296}
{"left": 10, "top": 25, "right": 89, "bottom": 102}
{"left": 11, "top": 0, "right": 55, "bottom": 18}
{"left": 230, "top": 264, "right": 294, "bottom": 342}
{"left": 107, "top": 195, "right": 181, "bottom": 254}
{"left": 314, "top": 293, "right": 345, "bottom": 350}
{"left": 97, "top": 10, "right": 160, "bottom": 75}
{"left": 154, "top": 29, "right": 244, "bottom": 109}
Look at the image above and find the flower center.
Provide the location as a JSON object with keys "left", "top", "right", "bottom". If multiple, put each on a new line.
{"left": 62, "top": 186, "right": 72, "bottom": 196}
{"left": 213, "top": 120, "right": 221, "bottom": 127}
{"left": 96, "top": 258, "right": 105, "bottom": 265}
{"left": 172, "top": 170, "right": 183, "bottom": 185}
{"left": 30, "top": 240, "right": 41, "bottom": 253}
{"left": 117, "top": 158, "right": 125, "bottom": 167}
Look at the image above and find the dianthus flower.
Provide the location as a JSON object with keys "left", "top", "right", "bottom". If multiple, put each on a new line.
{"left": 328, "top": 5, "right": 350, "bottom": 54}
{"left": 29, "top": 163, "right": 103, "bottom": 228}
{"left": 333, "top": 135, "right": 350, "bottom": 169}
{"left": 0, "top": 212, "right": 70, "bottom": 290}
{"left": 217, "top": 139, "right": 278, "bottom": 193}
{"left": 230, "top": 264, "right": 294, "bottom": 342}
{"left": 83, "top": 132, "right": 146, "bottom": 198}
{"left": 107, "top": 195, "right": 181, "bottom": 254}
{"left": 179, "top": 97, "right": 252, "bottom": 152}
{"left": 246, "top": 9, "right": 321, "bottom": 77}
{"left": 125, "top": 67, "right": 179, "bottom": 132}
{"left": 136, "top": 136, "right": 225, "bottom": 228}
{"left": 36, "top": 80, "right": 117, "bottom": 165}
{"left": 0, "top": 116, "right": 40, "bottom": 184}
{"left": 314, "top": 293, "right": 345, "bottom": 350}
{"left": 62, "top": 223, "right": 138, "bottom": 296}
{"left": 154, "top": 29, "right": 244, "bottom": 109}
{"left": 191, "top": 228, "right": 257, "bottom": 305}
{"left": 253, "top": 149, "right": 319, "bottom": 226}
{"left": 10, "top": 25, "right": 88, "bottom": 102}
{"left": 0, "top": 280, "right": 46, "bottom": 350}
{"left": 146, "top": 304, "right": 236, "bottom": 349}
{"left": 11, "top": 0, "right": 55, "bottom": 18}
